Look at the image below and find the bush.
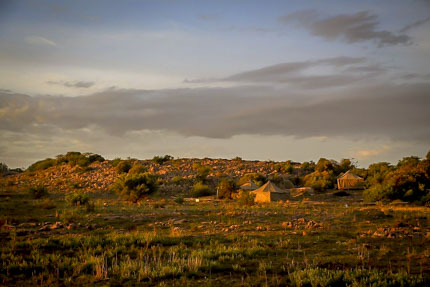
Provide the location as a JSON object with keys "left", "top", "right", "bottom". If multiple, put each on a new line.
{"left": 333, "top": 191, "right": 350, "bottom": 197}
{"left": 237, "top": 190, "right": 256, "bottom": 206}
{"left": 238, "top": 173, "right": 266, "bottom": 187}
{"left": 217, "top": 179, "right": 237, "bottom": 199}
{"left": 171, "top": 176, "right": 184, "bottom": 185}
{"left": 67, "top": 192, "right": 90, "bottom": 206}
{"left": 152, "top": 155, "right": 173, "bottom": 165}
{"left": 116, "top": 161, "right": 132, "bottom": 173}
{"left": 27, "top": 158, "right": 56, "bottom": 172}
{"left": 128, "top": 164, "right": 146, "bottom": 175}
{"left": 28, "top": 186, "right": 48, "bottom": 199}
{"left": 303, "top": 171, "right": 335, "bottom": 192}
{"left": 111, "top": 173, "right": 159, "bottom": 203}
{"left": 174, "top": 197, "right": 184, "bottom": 204}
{"left": 57, "top": 152, "right": 104, "bottom": 168}
{"left": 0, "top": 162, "right": 8, "bottom": 175}
{"left": 191, "top": 182, "right": 212, "bottom": 197}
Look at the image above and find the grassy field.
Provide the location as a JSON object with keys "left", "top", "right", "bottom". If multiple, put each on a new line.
{"left": 1, "top": 188, "right": 429, "bottom": 286}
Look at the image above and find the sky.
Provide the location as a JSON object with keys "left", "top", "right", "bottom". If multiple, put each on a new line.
{"left": 0, "top": 0, "right": 429, "bottom": 168}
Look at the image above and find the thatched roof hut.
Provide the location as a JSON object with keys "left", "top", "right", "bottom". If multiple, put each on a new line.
{"left": 240, "top": 180, "right": 259, "bottom": 191}
{"left": 337, "top": 170, "right": 364, "bottom": 190}
{"left": 251, "top": 181, "right": 290, "bottom": 203}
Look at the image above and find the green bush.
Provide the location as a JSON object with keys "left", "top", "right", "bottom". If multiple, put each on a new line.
{"left": 303, "top": 171, "right": 335, "bottom": 192}
{"left": 171, "top": 176, "right": 184, "bottom": 185}
{"left": 174, "top": 197, "right": 184, "bottom": 204}
{"left": 238, "top": 190, "right": 256, "bottom": 206}
{"left": 116, "top": 161, "right": 132, "bottom": 173}
{"left": 191, "top": 182, "right": 212, "bottom": 197}
{"left": 217, "top": 179, "right": 237, "bottom": 199}
{"left": 27, "top": 158, "right": 56, "bottom": 172}
{"left": 111, "top": 173, "right": 159, "bottom": 203}
{"left": 238, "top": 173, "right": 266, "bottom": 187}
{"left": 57, "top": 152, "right": 104, "bottom": 168}
{"left": 0, "top": 162, "right": 8, "bottom": 175}
{"left": 128, "top": 164, "right": 147, "bottom": 174}
{"left": 67, "top": 192, "right": 90, "bottom": 206}
{"left": 27, "top": 186, "right": 48, "bottom": 199}
{"left": 152, "top": 155, "right": 173, "bottom": 165}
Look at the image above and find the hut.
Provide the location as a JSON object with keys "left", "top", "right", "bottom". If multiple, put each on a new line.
{"left": 240, "top": 180, "right": 258, "bottom": 191}
{"left": 337, "top": 170, "right": 364, "bottom": 190}
{"left": 251, "top": 181, "right": 290, "bottom": 203}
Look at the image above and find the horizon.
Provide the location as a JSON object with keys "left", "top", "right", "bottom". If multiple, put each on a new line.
{"left": 1, "top": 0, "right": 429, "bottom": 168}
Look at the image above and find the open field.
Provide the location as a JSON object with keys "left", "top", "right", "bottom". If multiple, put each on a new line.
{"left": 1, "top": 187, "right": 429, "bottom": 286}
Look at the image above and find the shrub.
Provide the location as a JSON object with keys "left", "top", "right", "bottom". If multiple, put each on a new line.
{"left": 111, "top": 173, "right": 159, "bottom": 203}
{"left": 67, "top": 192, "right": 90, "bottom": 206}
{"left": 174, "top": 197, "right": 184, "bottom": 204}
{"left": 217, "top": 179, "right": 237, "bottom": 199}
{"left": 57, "top": 152, "right": 104, "bottom": 168}
{"left": 237, "top": 190, "right": 256, "bottom": 206}
{"left": 303, "top": 171, "right": 335, "bottom": 192}
{"left": 191, "top": 182, "right": 212, "bottom": 197}
{"left": 111, "top": 158, "right": 122, "bottom": 167}
{"left": 0, "top": 162, "right": 8, "bottom": 175}
{"left": 128, "top": 164, "right": 147, "bottom": 175}
{"left": 116, "top": 161, "right": 132, "bottom": 173}
{"left": 196, "top": 166, "right": 212, "bottom": 183}
{"left": 28, "top": 186, "right": 48, "bottom": 199}
{"left": 27, "top": 158, "right": 56, "bottom": 172}
{"left": 152, "top": 155, "right": 173, "bottom": 165}
{"left": 171, "top": 176, "right": 184, "bottom": 185}
{"left": 333, "top": 190, "right": 350, "bottom": 197}
{"left": 238, "top": 173, "right": 266, "bottom": 187}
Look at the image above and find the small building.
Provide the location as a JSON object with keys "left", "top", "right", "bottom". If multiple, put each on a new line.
{"left": 251, "top": 181, "right": 290, "bottom": 203}
{"left": 337, "top": 170, "right": 364, "bottom": 190}
{"left": 240, "top": 180, "right": 259, "bottom": 191}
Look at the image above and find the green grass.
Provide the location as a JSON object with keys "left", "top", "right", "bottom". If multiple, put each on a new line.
{"left": 0, "top": 187, "right": 429, "bottom": 286}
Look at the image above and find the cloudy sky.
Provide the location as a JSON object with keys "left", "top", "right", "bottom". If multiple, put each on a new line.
{"left": 1, "top": 0, "right": 429, "bottom": 168}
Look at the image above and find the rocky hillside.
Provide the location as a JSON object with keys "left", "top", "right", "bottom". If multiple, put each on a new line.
{"left": 2, "top": 158, "right": 300, "bottom": 193}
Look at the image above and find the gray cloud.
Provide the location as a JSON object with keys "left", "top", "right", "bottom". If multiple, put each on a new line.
{"left": 1, "top": 82, "right": 429, "bottom": 142}
{"left": 400, "top": 16, "right": 430, "bottom": 32}
{"left": 186, "top": 57, "right": 378, "bottom": 89}
{"left": 280, "top": 10, "right": 411, "bottom": 47}
{"left": 46, "top": 80, "right": 95, "bottom": 88}
{"left": 197, "top": 14, "right": 219, "bottom": 22}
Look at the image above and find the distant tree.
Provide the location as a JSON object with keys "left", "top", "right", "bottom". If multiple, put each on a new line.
{"left": 116, "top": 160, "right": 132, "bottom": 173}
{"left": 281, "top": 160, "right": 294, "bottom": 174}
{"left": 339, "top": 159, "right": 355, "bottom": 173}
{"left": 128, "top": 164, "right": 147, "bottom": 175}
{"left": 397, "top": 156, "right": 420, "bottom": 167}
{"left": 303, "top": 171, "right": 335, "bottom": 192}
{"left": 191, "top": 182, "right": 212, "bottom": 197}
{"left": 27, "top": 158, "right": 57, "bottom": 172}
{"left": 152, "top": 155, "right": 173, "bottom": 165}
{"left": 196, "top": 165, "right": 212, "bottom": 183}
{"left": 238, "top": 173, "right": 266, "bottom": 187}
{"left": 111, "top": 173, "right": 159, "bottom": 203}
{"left": 315, "top": 158, "right": 334, "bottom": 172}
{"left": 217, "top": 179, "right": 237, "bottom": 199}
{"left": 301, "top": 161, "right": 315, "bottom": 174}
{"left": 0, "top": 162, "right": 8, "bottom": 175}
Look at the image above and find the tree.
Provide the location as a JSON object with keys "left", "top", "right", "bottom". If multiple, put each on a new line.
{"left": 238, "top": 173, "right": 266, "bottom": 187}
{"left": 191, "top": 182, "right": 212, "bottom": 197}
{"left": 152, "top": 155, "right": 173, "bottom": 165}
{"left": 217, "top": 179, "right": 237, "bottom": 199}
{"left": 111, "top": 173, "right": 158, "bottom": 203}
{"left": 196, "top": 165, "right": 212, "bottom": 183}
{"left": 339, "top": 159, "right": 355, "bottom": 173}
{"left": 0, "top": 162, "right": 8, "bottom": 175}
{"left": 315, "top": 158, "right": 334, "bottom": 172}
